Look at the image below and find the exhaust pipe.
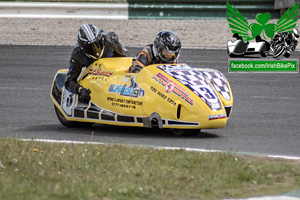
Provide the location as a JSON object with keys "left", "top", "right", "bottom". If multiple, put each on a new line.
{"left": 151, "top": 118, "right": 159, "bottom": 128}
{"left": 143, "top": 112, "right": 163, "bottom": 129}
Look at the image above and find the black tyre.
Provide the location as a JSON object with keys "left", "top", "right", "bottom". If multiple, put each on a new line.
{"left": 170, "top": 129, "right": 201, "bottom": 137}
{"left": 273, "top": 46, "right": 285, "bottom": 58}
{"left": 283, "top": 51, "right": 290, "bottom": 58}
{"left": 261, "top": 52, "right": 267, "bottom": 57}
{"left": 54, "top": 105, "right": 94, "bottom": 128}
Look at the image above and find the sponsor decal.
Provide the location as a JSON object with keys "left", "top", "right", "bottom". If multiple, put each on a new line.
{"left": 152, "top": 72, "right": 194, "bottom": 105}
{"left": 150, "top": 86, "right": 176, "bottom": 106}
{"left": 107, "top": 97, "right": 143, "bottom": 109}
{"left": 109, "top": 77, "right": 145, "bottom": 98}
{"left": 156, "top": 64, "right": 223, "bottom": 110}
{"left": 165, "top": 83, "right": 174, "bottom": 94}
{"left": 157, "top": 64, "right": 191, "bottom": 73}
{"left": 123, "top": 74, "right": 132, "bottom": 82}
{"left": 89, "top": 66, "right": 113, "bottom": 77}
{"left": 208, "top": 113, "right": 227, "bottom": 120}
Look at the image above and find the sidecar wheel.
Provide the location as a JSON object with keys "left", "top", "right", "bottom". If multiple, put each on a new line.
{"left": 54, "top": 105, "right": 93, "bottom": 128}
{"left": 261, "top": 52, "right": 267, "bottom": 57}
{"left": 171, "top": 129, "right": 201, "bottom": 137}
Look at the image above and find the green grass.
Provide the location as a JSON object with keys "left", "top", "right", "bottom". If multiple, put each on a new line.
{"left": 0, "top": 138, "right": 299, "bottom": 200}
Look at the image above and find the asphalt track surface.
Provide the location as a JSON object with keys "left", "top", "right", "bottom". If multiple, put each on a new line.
{"left": 1, "top": 45, "right": 300, "bottom": 157}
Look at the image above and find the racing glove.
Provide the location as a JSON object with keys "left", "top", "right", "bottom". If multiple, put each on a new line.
{"left": 78, "top": 87, "right": 91, "bottom": 103}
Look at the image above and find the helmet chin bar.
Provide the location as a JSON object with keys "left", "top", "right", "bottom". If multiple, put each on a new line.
{"left": 162, "top": 49, "right": 176, "bottom": 61}
{"left": 159, "top": 48, "right": 178, "bottom": 63}
{"left": 84, "top": 46, "right": 105, "bottom": 59}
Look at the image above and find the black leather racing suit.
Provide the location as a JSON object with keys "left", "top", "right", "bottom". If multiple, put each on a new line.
{"left": 65, "top": 31, "right": 128, "bottom": 93}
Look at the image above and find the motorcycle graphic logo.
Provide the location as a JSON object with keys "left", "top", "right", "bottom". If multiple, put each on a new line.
{"left": 227, "top": 1, "right": 299, "bottom": 58}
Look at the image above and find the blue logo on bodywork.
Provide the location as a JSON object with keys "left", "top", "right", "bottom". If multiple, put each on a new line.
{"left": 109, "top": 77, "right": 145, "bottom": 98}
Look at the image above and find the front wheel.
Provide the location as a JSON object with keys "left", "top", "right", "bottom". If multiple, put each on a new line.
{"left": 273, "top": 45, "right": 285, "bottom": 58}
{"left": 54, "top": 105, "right": 94, "bottom": 128}
{"left": 170, "top": 129, "right": 201, "bottom": 137}
{"left": 283, "top": 51, "right": 291, "bottom": 58}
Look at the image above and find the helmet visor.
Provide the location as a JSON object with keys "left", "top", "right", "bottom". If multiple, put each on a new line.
{"left": 83, "top": 41, "right": 103, "bottom": 59}
{"left": 162, "top": 49, "right": 176, "bottom": 61}
{"left": 91, "top": 42, "right": 103, "bottom": 58}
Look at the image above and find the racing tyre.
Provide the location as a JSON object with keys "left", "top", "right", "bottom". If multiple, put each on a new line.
{"left": 171, "top": 129, "right": 201, "bottom": 137}
{"left": 261, "top": 52, "right": 267, "bottom": 57}
{"left": 54, "top": 105, "right": 94, "bottom": 128}
{"left": 273, "top": 46, "right": 285, "bottom": 58}
{"left": 283, "top": 51, "right": 290, "bottom": 58}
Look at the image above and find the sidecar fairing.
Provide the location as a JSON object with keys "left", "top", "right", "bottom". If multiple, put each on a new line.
{"left": 227, "top": 39, "right": 268, "bottom": 57}
{"left": 227, "top": 40, "right": 248, "bottom": 57}
{"left": 51, "top": 57, "right": 233, "bottom": 134}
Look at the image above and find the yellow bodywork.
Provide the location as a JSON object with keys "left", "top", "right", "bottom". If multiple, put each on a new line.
{"left": 51, "top": 57, "right": 233, "bottom": 130}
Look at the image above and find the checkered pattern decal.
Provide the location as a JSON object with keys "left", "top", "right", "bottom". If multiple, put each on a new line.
{"left": 199, "top": 70, "right": 231, "bottom": 101}
{"left": 157, "top": 65, "right": 232, "bottom": 109}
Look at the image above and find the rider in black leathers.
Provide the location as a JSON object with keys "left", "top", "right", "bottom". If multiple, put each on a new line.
{"left": 65, "top": 24, "right": 128, "bottom": 103}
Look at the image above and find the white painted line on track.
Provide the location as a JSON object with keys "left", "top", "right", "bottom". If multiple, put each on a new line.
{"left": 250, "top": 96, "right": 298, "bottom": 100}
{"left": 267, "top": 155, "right": 300, "bottom": 160}
{"left": 19, "top": 138, "right": 300, "bottom": 161}
{"left": 0, "top": 86, "right": 47, "bottom": 91}
{"left": 0, "top": 14, "right": 128, "bottom": 20}
{"left": 0, "top": 2, "right": 128, "bottom": 9}
{"left": 0, "top": 2, "right": 128, "bottom": 20}
{"left": 21, "top": 139, "right": 106, "bottom": 145}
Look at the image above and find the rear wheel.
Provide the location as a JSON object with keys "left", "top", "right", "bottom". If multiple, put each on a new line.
{"left": 261, "top": 52, "right": 267, "bottom": 57}
{"left": 170, "top": 129, "right": 201, "bottom": 137}
{"left": 54, "top": 105, "right": 94, "bottom": 128}
{"left": 283, "top": 51, "right": 291, "bottom": 58}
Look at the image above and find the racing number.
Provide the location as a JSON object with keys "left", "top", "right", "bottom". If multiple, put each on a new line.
{"left": 62, "top": 89, "right": 76, "bottom": 117}
{"left": 200, "top": 87, "right": 215, "bottom": 100}
{"left": 192, "top": 85, "right": 218, "bottom": 104}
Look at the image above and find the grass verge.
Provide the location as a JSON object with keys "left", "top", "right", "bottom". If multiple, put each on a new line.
{"left": 0, "top": 138, "right": 299, "bottom": 200}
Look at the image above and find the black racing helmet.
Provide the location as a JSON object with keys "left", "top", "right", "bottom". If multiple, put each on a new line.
{"left": 77, "top": 24, "right": 104, "bottom": 59}
{"left": 153, "top": 30, "right": 181, "bottom": 63}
